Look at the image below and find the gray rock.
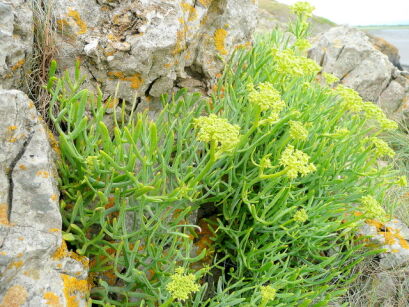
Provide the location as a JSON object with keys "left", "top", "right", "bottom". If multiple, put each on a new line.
{"left": 0, "top": 90, "right": 88, "bottom": 307}
{"left": 309, "top": 26, "right": 409, "bottom": 121}
{"left": 51, "top": 0, "right": 257, "bottom": 111}
{"left": 0, "top": 0, "right": 33, "bottom": 90}
{"left": 358, "top": 218, "right": 409, "bottom": 270}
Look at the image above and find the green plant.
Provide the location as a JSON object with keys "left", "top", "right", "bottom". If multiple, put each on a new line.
{"left": 47, "top": 3, "right": 404, "bottom": 306}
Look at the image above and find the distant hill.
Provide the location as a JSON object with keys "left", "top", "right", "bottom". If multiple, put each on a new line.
{"left": 257, "top": 0, "right": 335, "bottom": 35}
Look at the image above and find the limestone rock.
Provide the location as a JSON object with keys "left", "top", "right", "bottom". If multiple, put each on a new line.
{"left": 309, "top": 26, "right": 409, "bottom": 120}
{"left": 0, "top": 0, "right": 33, "bottom": 90}
{"left": 52, "top": 0, "right": 257, "bottom": 110}
{"left": 367, "top": 33, "right": 403, "bottom": 70}
{"left": 359, "top": 218, "right": 409, "bottom": 270}
{"left": 0, "top": 90, "right": 89, "bottom": 307}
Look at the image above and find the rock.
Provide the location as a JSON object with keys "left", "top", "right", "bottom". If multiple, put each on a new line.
{"left": 359, "top": 218, "right": 409, "bottom": 270}
{"left": 309, "top": 26, "right": 409, "bottom": 120}
{"left": 0, "top": 90, "right": 89, "bottom": 306}
{"left": 0, "top": 0, "right": 33, "bottom": 90}
{"left": 52, "top": 0, "right": 257, "bottom": 111}
{"left": 366, "top": 33, "right": 403, "bottom": 70}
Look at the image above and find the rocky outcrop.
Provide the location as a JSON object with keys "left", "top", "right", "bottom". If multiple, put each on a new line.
{"left": 51, "top": 0, "right": 257, "bottom": 111}
{"left": 0, "top": 90, "right": 88, "bottom": 306}
{"left": 309, "top": 26, "right": 409, "bottom": 120}
{"left": 367, "top": 33, "right": 403, "bottom": 70}
{"left": 0, "top": 0, "right": 33, "bottom": 90}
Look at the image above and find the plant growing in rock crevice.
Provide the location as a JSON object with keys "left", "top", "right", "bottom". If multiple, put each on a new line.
{"left": 48, "top": 2, "right": 404, "bottom": 306}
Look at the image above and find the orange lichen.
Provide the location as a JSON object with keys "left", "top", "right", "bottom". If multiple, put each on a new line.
{"left": 43, "top": 292, "right": 62, "bottom": 307}
{"left": 164, "top": 63, "right": 173, "bottom": 68}
{"left": 214, "top": 29, "right": 228, "bottom": 55}
{"left": 61, "top": 274, "right": 89, "bottom": 307}
{"left": 234, "top": 41, "right": 252, "bottom": 50}
{"left": 48, "top": 130, "right": 61, "bottom": 154}
{"left": 11, "top": 59, "right": 25, "bottom": 71}
{"left": 17, "top": 253, "right": 23, "bottom": 258}
{"left": 107, "top": 71, "right": 143, "bottom": 89}
{"left": 49, "top": 228, "right": 60, "bottom": 233}
{"left": 36, "top": 170, "right": 50, "bottom": 178}
{"left": 0, "top": 285, "right": 28, "bottom": 307}
{"left": 6, "top": 137, "right": 17, "bottom": 143}
{"left": 18, "top": 164, "right": 27, "bottom": 170}
{"left": 51, "top": 194, "right": 59, "bottom": 201}
{"left": 107, "top": 34, "right": 119, "bottom": 41}
{"left": 366, "top": 219, "right": 409, "bottom": 250}
{"left": 53, "top": 241, "right": 89, "bottom": 268}
{"left": 7, "top": 125, "right": 17, "bottom": 131}
{"left": 67, "top": 9, "right": 87, "bottom": 35}
{"left": 173, "top": 30, "right": 186, "bottom": 55}
{"left": 181, "top": 3, "right": 198, "bottom": 21}
{"left": 56, "top": 19, "right": 69, "bottom": 32}
{"left": 7, "top": 261, "right": 24, "bottom": 270}
{"left": 0, "top": 204, "right": 9, "bottom": 226}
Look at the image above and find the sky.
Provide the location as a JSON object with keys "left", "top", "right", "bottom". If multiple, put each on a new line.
{"left": 277, "top": 0, "right": 409, "bottom": 26}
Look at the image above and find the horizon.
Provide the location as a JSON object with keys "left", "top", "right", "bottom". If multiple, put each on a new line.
{"left": 277, "top": 0, "right": 409, "bottom": 26}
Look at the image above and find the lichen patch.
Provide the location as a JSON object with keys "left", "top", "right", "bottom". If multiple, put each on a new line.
{"left": 214, "top": 29, "right": 228, "bottom": 55}
{"left": 0, "top": 285, "right": 28, "bottom": 307}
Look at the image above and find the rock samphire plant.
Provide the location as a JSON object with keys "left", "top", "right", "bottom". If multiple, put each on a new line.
{"left": 47, "top": 2, "right": 403, "bottom": 306}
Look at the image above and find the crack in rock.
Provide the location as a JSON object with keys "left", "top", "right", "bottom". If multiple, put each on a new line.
{"left": 6, "top": 133, "right": 33, "bottom": 222}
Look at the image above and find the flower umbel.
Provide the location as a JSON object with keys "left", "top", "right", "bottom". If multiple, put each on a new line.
{"left": 289, "top": 120, "right": 308, "bottom": 141}
{"left": 260, "top": 285, "right": 277, "bottom": 302}
{"left": 334, "top": 85, "right": 363, "bottom": 113}
{"left": 322, "top": 72, "right": 339, "bottom": 85}
{"left": 291, "top": 1, "right": 315, "bottom": 18}
{"left": 279, "top": 145, "right": 316, "bottom": 179}
{"left": 272, "top": 48, "right": 321, "bottom": 77}
{"left": 294, "top": 38, "right": 311, "bottom": 52}
{"left": 369, "top": 137, "right": 395, "bottom": 158}
{"left": 360, "top": 195, "right": 388, "bottom": 221}
{"left": 194, "top": 114, "right": 240, "bottom": 154}
{"left": 396, "top": 175, "right": 408, "bottom": 187}
{"left": 247, "top": 82, "right": 286, "bottom": 113}
{"left": 294, "top": 208, "right": 308, "bottom": 223}
{"left": 166, "top": 267, "right": 200, "bottom": 301}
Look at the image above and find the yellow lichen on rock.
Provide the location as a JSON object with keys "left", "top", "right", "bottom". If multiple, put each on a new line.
{"left": 67, "top": 9, "right": 87, "bottom": 35}
{"left": 0, "top": 203, "right": 9, "bottom": 226}
{"left": 198, "top": 0, "right": 213, "bottom": 7}
{"left": 181, "top": 2, "right": 198, "bottom": 21}
{"left": 0, "top": 285, "right": 28, "bottom": 307}
{"left": 214, "top": 29, "right": 228, "bottom": 55}
{"left": 61, "top": 274, "right": 89, "bottom": 307}
{"left": 44, "top": 292, "right": 62, "bottom": 307}
{"left": 11, "top": 59, "right": 25, "bottom": 71}
{"left": 107, "top": 71, "right": 143, "bottom": 89}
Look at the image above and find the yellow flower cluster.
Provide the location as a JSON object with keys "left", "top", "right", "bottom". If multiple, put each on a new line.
{"left": 291, "top": 1, "right": 315, "bottom": 18}
{"left": 294, "top": 208, "right": 308, "bottom": 223}
{"left": 334, "top": 85, "right": 363, "bottom": 113}
{"left": 279, "top": 145, "right": 316, "bottom": 179}
{"left": 322, "top": 72, "right": 339, "bottom": 85}
{"left": 166, "top": 267, "right": 200, "bottom": 301}
{"left": 260, "top": 155, "right": 273, "bottom": 169}
{"left": 362, "top": 101, "right": 398, "bottom": 130}
{"left": 194, "top": 114, "right": 240, "bottom": 153}
{"left": 272, "top": 48, "right": 321, "bottom": 77}
{"left": 260, "top": 285, "right": 276, "bottom": 301}
{"left": 369, "top": 137, "right": 395, "bottom": 158}
{"left": 289, "top": 120, "right": 308, "bottom": 141}
{"left": 395, "top": 175, "right": 408, "bottom": 187}
{"left": 247, "top": 83, "right": 286, "bottom": 116}
{"left": 360, "top": 195, "right": 388, "bottom": 221}
{"left": 334, "top": 85, "right": 397, "bottom": 130}
{"left": 294, "top": 38, "right": 311, "bottom": 52}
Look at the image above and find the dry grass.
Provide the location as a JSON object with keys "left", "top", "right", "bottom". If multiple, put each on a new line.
{"left": 25, "top": 0, "right": 59, "bottom": 126}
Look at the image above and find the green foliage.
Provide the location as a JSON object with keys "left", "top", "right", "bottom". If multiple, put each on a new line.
{"left": 47, "top": 5, "right": 403, "bottom": 306}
